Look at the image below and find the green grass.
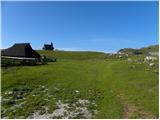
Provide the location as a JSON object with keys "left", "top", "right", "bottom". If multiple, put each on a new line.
{"left": 118, "top": 44, "right": 159, "bottom": 55}
{"left": 37, "top": 50, "right": 106, "bottom": 60}
{"left": 140, "top": 44, "right": 159, "bottom": 54}
{"left": 1, "top": 50, "right": 159, "bottom": 119}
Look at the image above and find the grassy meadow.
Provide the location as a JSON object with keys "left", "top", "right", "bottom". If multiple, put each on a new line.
{"left": 1, "top": 48, "right": 159, "bottom": 119}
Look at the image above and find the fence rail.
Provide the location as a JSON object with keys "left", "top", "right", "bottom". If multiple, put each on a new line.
{"left": 1, "top": 56, "right": 38, "bottom": 60}
{"left": 1, "top": 56, "right": 42, "bottom": 66}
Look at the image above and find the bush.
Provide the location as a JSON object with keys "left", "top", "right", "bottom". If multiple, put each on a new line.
{"left": 133, "top": 50, "right": 142, "bottom": 55}
{"left": 42, "top": 56, "right": 56, "bottom": 62}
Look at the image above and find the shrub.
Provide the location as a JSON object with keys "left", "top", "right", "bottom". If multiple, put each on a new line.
{"left": 133, "top": 50, "right": 142, "bottom": 55}
{"left": 42, "top": 56, "right": 57, "bottom": 62}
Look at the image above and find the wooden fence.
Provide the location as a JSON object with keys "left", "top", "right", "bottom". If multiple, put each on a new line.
{"left": 1, "top": 56, "right": 42, "bottom": 66}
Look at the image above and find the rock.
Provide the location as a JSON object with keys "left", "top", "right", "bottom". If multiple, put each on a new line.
{"left": 8, "top": 91, "right": 13, "bottom": 95}
{"left": 27, "top": 99, "right": 98, "bottom": 119}
{"left": 144, "top": 56, "right": 157, "bottom": 62}
{"left": 126, "top": 54, "right": 129, "bottom": 57}
{"left": 128, "top": 58, "right": 132, "bottom": 61}
{"left": 74, "top": 90, "right": 80, "bottom": 94}
{"left": 40, "top": 86, "right": 45, "bottom": 91}
{"left": 16, "top": 95, "right": 23, "bottom": 99}
{"left": 77, "top": 99, "right": 90, "bottom": 106}
{"left": 149, "top": 63, "right": 155, "bottom": 67}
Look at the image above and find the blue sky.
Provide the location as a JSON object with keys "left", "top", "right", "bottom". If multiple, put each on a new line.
{"left": 2, "top": 1, "right": 158, "bottom": 52}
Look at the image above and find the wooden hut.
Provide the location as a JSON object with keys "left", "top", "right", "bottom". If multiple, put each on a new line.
{"left": 1, "top": 43, "right": 41, "bottom": 58}
{"left": 43, "top": 42, "right": 54, "bottom": 50}
{"left": 1, "top": 43, "right": 41, "bottom": 65}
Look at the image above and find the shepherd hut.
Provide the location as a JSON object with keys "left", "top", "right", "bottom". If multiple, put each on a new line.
{"left": 1, "top": 43, "right": 41, "bottom": 58}
{"left": 43, "top": 42, "right": 54, "bottom": 50}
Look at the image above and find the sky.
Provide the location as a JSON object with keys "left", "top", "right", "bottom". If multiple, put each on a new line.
{"left": 1, "top": 1, "right": 159, "bottom": 52}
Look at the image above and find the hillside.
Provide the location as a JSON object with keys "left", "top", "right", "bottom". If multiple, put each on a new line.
{"left": 140, "top": 45, "right": 159, "bottom": 54}
{"left": 37, "top": 50, "right": 106, "bottom": 60}
{"left": 38, "top": 44, "right": 159, "bottom": 60}
{"left": 118, "top": 44, "right": 159, "bottom": 55}
{"left": 1, "top": 45, "right": 159, "bottom": 119}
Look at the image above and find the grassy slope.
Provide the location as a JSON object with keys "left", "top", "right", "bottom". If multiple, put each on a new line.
{"left": 118, "top": 44, "right": 159, "bottom": 55}
{"left": 1, "top": 50, "right": 159, "bottom": 118}
{"left": 37, "top": 50, "right": 106, "bottom": 60}
{"left": 140, "top": 45, "right": 159, "bottom": 54}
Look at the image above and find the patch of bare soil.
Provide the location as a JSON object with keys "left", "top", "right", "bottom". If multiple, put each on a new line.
{"left": 118, "top": 93, "right": 156, "bottom": 119}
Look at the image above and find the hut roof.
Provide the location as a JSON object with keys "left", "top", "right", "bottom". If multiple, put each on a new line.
{"left": 1, "top": 43, "right": 41, "bottom": 58}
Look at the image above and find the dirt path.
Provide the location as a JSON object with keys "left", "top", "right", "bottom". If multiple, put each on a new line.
{"left": 118, "top": 93, "right": 156, "bottom": 119}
